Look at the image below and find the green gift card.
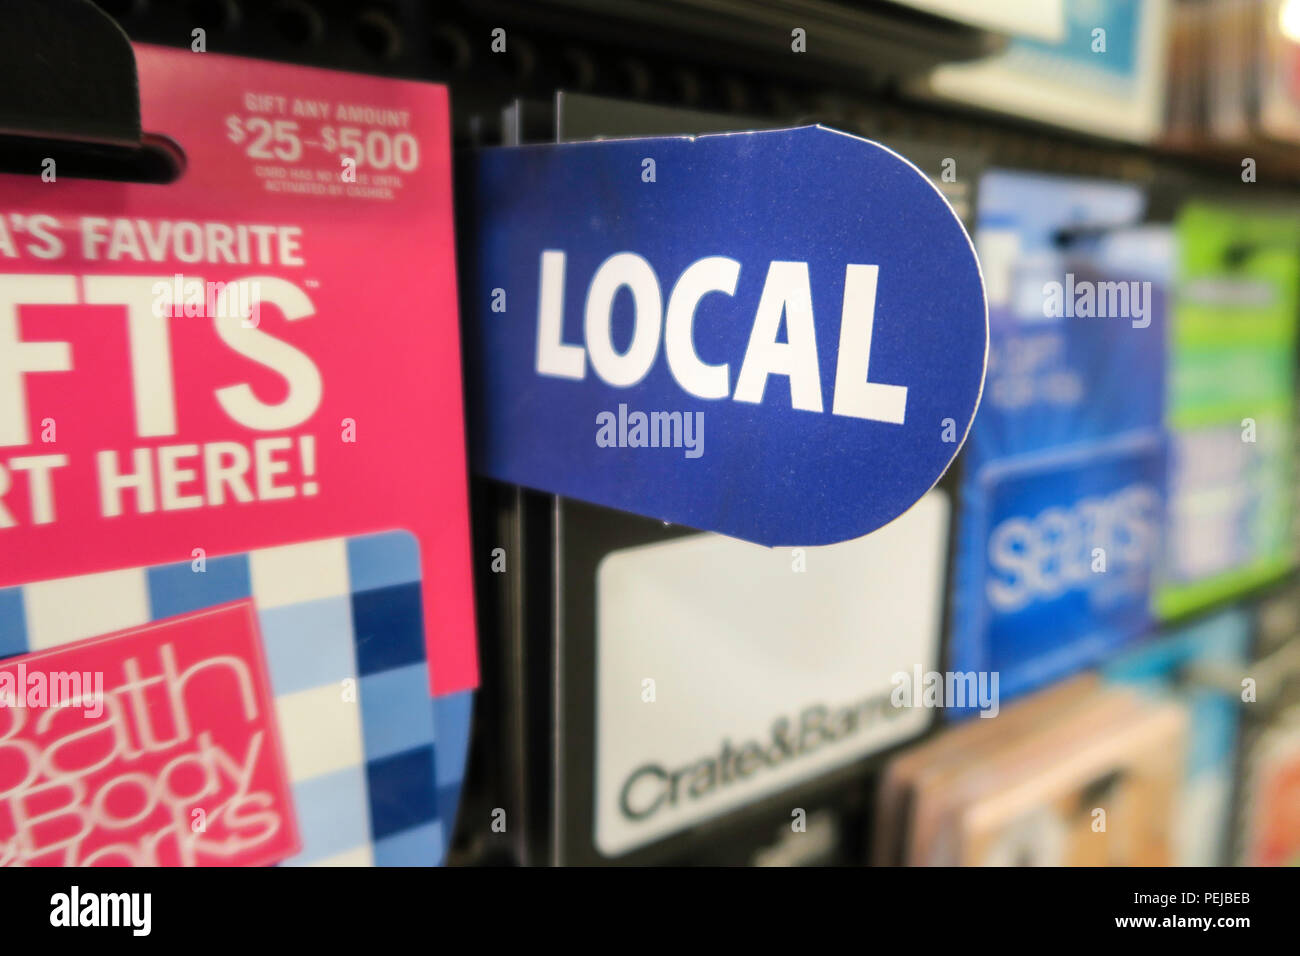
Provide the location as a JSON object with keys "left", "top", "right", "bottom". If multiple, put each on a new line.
{"left": 1158, "top": 203, "right": 1300, "bottom": 619}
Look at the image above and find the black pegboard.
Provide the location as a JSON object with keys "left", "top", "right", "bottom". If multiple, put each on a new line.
{"left": 84, "top": 0, "right": 1300, "bottom": 201}
{"left": 90, "top": 0, "right": 853, "bottom": 142}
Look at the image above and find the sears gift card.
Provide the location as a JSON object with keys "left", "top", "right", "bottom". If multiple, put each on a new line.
{"left": 951, "top": 171, "right": 1170, "bottom": 706}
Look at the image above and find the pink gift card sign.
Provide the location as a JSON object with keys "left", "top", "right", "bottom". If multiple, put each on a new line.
{"left": 0, "top": 602, "right": 299, "bottom": 867}
{"left": 0, "top": 45, "right": 475, "bottom": 695}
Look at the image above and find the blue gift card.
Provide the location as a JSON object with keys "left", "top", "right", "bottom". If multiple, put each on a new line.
{"left": 955, "top": 433, "right": 1165, "bottom": 700}
{"left": 952, "top": 171, "right": 1170, "bottom": 707}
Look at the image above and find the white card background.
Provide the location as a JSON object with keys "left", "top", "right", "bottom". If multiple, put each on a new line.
{"left": 595, "top": 490, "right": 950, "bottom": 856}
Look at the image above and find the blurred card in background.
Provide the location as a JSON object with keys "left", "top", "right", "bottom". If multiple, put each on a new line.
{"left": 952, "top": 171, "right": 1170, "bottom": 707}
{"left": 1240, "top": 711, "right": 1300, "bottom": 865}
{"left": 872, "top": 675, "right": 1100, "bottom": 865}
{"left": 1158, "top": 204, "right": 1300, "bottom": 618}
{"left": 880, "top": 680, "right": 1185, "bottom": 866}
{"left": 1103, "top": 609, "right": 1250, "bottom": 866}
{"left": 957, "top": 698, "right": 1184, "bottom": 866}
{"left": 924, "top": 0, "right": 1171, "bottom": 142}
{"left": 1237, "top": 585, "right": 1300, "bottom": 866}
{"left": 890, "top": 0, "right": 1065, "bottom": 41}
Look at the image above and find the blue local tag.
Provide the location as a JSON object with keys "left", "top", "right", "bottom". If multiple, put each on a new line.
{"left": 462, "top": 126, "right": 988, "bottom": 546}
